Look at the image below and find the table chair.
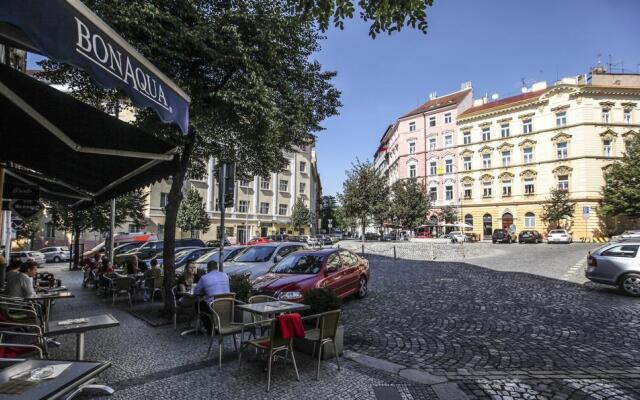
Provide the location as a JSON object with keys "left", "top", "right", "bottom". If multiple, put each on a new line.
{"left": 206, "top": 298, "right": 246, "bottom": 369}
{"left": 301, "top": 309, "right": 342, "bottom": 379}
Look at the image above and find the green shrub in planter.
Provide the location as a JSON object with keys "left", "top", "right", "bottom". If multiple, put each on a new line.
{"left": 302, "top": 287, "right": 342, "bottom": 315}
{"left": 230, "top": 274, "right": 254, "bottom": 303}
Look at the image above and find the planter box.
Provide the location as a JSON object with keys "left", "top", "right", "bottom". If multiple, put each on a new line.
{"left": 294, "top": 324, "right": 343, "bottom": 360}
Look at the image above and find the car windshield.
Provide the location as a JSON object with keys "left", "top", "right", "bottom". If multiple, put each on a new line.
{"left": 235, "top": 246, "right": 276, "bottom": 262}
{"left": 195, "top": 248, "right": 235, "bottom": 263}
{"left": 550, "top": 230, "right": 565, "bottom": 234}
{"left": 174, "top": 250, "right": 192, "bottom": 262}
{"left": 271, "top": 253, "right": 325, "bottom": 274}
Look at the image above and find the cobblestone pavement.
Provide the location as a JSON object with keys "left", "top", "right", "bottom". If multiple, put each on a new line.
{"left": 342, "top": 254, "right": 640, "bottom": 399}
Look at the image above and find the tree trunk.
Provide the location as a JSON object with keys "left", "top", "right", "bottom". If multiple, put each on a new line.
{"left": 361, "top": 217, "right": 366, "bottom": 243}
{"left": 72, "top": 225, "right": 81, "bottom": 270}
{"left": 162, "top": 131, "right": 196, "bottom": 315}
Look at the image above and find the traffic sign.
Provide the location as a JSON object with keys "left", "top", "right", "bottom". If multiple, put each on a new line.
{"left": 328, "top": 223, "right": 333, "bottom": 228}
{"left": 582, "top": 206, "right": 590, "bottom": 219}
{"left": 9, "top": 200, "right": 44, "bottom": 219}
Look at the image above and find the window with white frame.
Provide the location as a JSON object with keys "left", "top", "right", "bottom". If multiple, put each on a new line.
{"left": 444, "top": 134, "right": 452, "bottom": 147}
{"left": 445, "top": 185, "right": 453, "bottom": 200}
{"left": 260, "top": 179, "right": 271, "bottom": 190}
{"left": 500, "top": 124, "right": 510, "bottom": 138}
{"left": 429, "top": 161, "right": 437, "bottom": 175}
{"left": 482, "top": 153, "right": 491, "bottom": 169}
{"left": 558, "top": 175, "right": 569, "bottom": 191}
{"left": 603, "top": 140, "right": 612, "bottom": 157}
{"left": 429, "top": 187, "right": 437, "bottom": 201}
{"left": 556, "top": 142, "right": 568, "bottom": 159}
{"left": 409, "top": 142, "right": 416, "bottom": 154}
{"left": 624, "top": 109, "right": 632, "bottom": 124}
{"left": 445, "top": 159, "right": 453, "bottom": 174}
{"left": 409, "top": 121, "right": 416, "bottom": 132}
{"left": 260, "top": 202, "right": 270, "bottom": 214}
{"left": 523, "top": 147, "right": 533, "bottom": 164}
{"left": 522, "top": 119, "right": 532, "bottom": 133}
{"left": 482, "top": 127, "right": 491, "bottom": 141}
{"left": 409, "top": 164, "right": 417, "bottom": 178}
{"left": 555, "top": 111, "right": 567, "bottom": 127}
{"left": 502, "top": 180, "right": 512, "bottom": 196}
{"left": 444, "top": 112, "right": 452, "bottom": 124}
{"left": 238, "top": 200, "right": 249, "bottom": 213}
{"left": 278, "top": 204, "right": 288, "bottom": 216}
{"left": 279, "top": 179, "right": 289, "bottom": 192}
{"left": 429, "top": 138, "right": 436, "bottom": 151}
{"left": 160, "top": 192, "right": 169, "bottom": 208}
{"left": 463, "top": 132, "right": 471, "bottom": 144}
{"left": 483, "top": 182, "right": 492, "bottom": 197}
{"left": 524, "top": 178, "right": 535, "bottom": 194}
{"left": 429, "top": 116, "right": 436, "bottom": 127}
{"left": 502, "top": 150, "right": 511, "bottom": 166}
{"left": 299, "top": 161, "right": 306, "bottom": 172}
{"left": 524, "top": 212, "right": 535, "bottom": 228}
{"left": 602, "top": 109, "right": 610, "bottom": 123}
{"left": 463, "top": 184, "right": 472, "bottom": 199}
{"left": 299, "top": 182, "right": 306, "bottom": 193}
{"left": 239, "top": 179, "right": 251, "bottom": 188}
{"left": 463, "top": 156, "right": 472, "bottom": 171}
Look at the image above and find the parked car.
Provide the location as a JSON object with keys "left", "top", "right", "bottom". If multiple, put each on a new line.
{"left": 225, "top": 242, "right": 307, "bottom": 280}
{"left": 113, "top": 242, "right": 143, "bottom": 256}
{"left": 449, "top": 231, "right": 468, "bottom": 243}
{"left": 364, "top": 232, "right": 380, "bottom": 241}
{"left": 177, "top": 245, "right": 248, "bottom": 276}
{"left": 611, "top": 230, "right": 640, "bottom": 242}
{"left": 382, "top": 232, "right": 397, "bottom": 241}
{"left": 245, "top": 237, "right": 272, "bottom": 246}
{"left": 204, "top": 239, "right": 231, "bottom": 247}
{"left": 81, "top": 232, "right": 158, "bottom": 259}
{"left": 38, "top": 246, "right": 70, "bottom": 263}
{"left": 267, "top": 234, "right": 289, "bottom": 242}
{"left": 10, "top": 251, "right": 46, "bottom": 265}
{"left": 332, "top": 233, "right": 344, "bottom": 241}
{"left": 315, "top": 235, "right": 332, "bottom": 245}
{"left": 547, "top": 229, "right": 572, "bottom": 244}
{"left": 252, "top": 248, "right": 370, "bottom": 302}
{"left": 127, "top": 238, "right": 205, "bottom": 260}
{"left": 586, "top": 240, "right": 640, "bottom": 296}
{"left": 492, "top": 229, "right": 515, "bottom": 244}
{"left": 151, "top": 247, "right": 213, "bottom": 269}
{"left": 518, "top": 230, "right": 543, "bottom": 244}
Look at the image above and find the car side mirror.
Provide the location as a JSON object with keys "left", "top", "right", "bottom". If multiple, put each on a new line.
{"left": 325, "top": 265, "right": 337, "bottom": 274}
{"left": 274, "top": 255, "right": 282, "bottom": 263}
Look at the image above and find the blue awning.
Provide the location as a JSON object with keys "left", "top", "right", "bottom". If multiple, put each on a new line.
{"left": 0, "top": 0, "right": 190, "bottom": 134}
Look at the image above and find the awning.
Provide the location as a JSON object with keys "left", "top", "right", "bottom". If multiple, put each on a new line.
{"left": 0, "top": 0, "right": 190, "bottom": 134}
{"left": 0, "top": 62, "right": 178, "bottom": 208}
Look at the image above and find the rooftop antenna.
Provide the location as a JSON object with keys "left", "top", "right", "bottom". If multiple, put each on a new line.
{"left": 596, "top": 53, "right": 602, "bottom": 66}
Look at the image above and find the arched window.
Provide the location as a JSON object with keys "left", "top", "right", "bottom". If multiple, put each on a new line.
{"left": 464, "top": 214, "right": 473, "bottom": 228}
{"left": 524, "top": 212, "right": 535, "bottom": 228}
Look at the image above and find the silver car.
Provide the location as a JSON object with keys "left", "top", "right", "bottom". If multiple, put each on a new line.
{"left": 547, "top": 229, "right": 572, "bottom": 244}
{"left": 224, "top": 242, "right": 307, "bottom": 279}
{"left": 38, "top": 246, "right": 71, "bottom": 263}
{"left": 586, "top": 240, "right": 640, "bottom": 296}
{"left": 177, "top": 245, "right": 247, "bottom": 276}
{"left": 10, "top": 251, "right": 46, "bottom": 265}
{"left": 611, "top": 230, "right": 640, "bottom": 242}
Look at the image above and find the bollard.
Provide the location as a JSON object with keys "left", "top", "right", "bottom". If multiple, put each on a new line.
{"left": 361, "top": 244, "right": 365, "bottom": 257}
{"left": 393, "top": 245, "right": 397, "bottom": 261}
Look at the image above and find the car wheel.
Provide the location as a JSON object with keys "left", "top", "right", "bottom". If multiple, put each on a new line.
{"left": 53, "top": 256, "right": 61, "bottom": 263}
{"left": 619, "top": 274, "right": 640, "bottom": 297}
{"left": 355, "top": 276, "right": 368, "bottom": 298}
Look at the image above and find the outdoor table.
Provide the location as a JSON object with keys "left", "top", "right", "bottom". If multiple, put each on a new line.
{"left": 45, "top": 314, "right": 120, "bottom": 360}
{"left": 236, "top": 301, "right": 309, "bottom": 317}
{"left": 0, "top": 358, "right": 112, "bottom": 399}
{"left": 27, "top": 291, "right": 74, "bottom": 322}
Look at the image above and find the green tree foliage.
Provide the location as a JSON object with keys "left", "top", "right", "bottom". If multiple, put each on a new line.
{"left": 291, "top": 197, "right": 312, "bottom": 231}
{"left": 15, "top": 214, "right": 43, "bottom": 250}
{"left": 177, "top": 189, "right": 210, "bottom": 237}
{"left": 541, "top": 188, "right": 576, "bottom": 229}
{"left": 319, "top": 195, "right": 337, "bottom": 231}
{"left": 437, "top": 205, "right": 458, "bottom": 224}
{"left": 388, "top": 178, "right": 429, "bottom": 230}
{"left": 602, "top": 135, "right": 640, "bottom": 219}
{"left": 339, "top": 160, "right": 389, "bottom": 238}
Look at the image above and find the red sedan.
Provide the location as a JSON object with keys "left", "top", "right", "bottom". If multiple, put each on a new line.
{"left": 251, "top": 248, "right": 369, "bottom": 302}
{"left": 244, "top": 237, "right": 272, "bottom": 246}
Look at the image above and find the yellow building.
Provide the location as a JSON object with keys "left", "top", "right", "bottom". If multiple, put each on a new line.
{"left": 456, "top": 68, "right": 640, "bottom": 240}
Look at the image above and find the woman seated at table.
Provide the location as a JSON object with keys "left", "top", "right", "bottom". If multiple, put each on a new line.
{"left": 125, "top": 255, "right": 139, "bottom": 275}
{"left": 97, "top": 258, "right": 115, "bottom": 291}
{"left": 177, "top": 261, "right": 198, "bottom": 297}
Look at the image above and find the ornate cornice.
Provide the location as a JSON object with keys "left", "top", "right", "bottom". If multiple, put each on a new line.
{"left": 479, "top": 121, "right": 492, "bottom": 127}
{"left": 550, "top": 132, "right": 572, "bottom": 143}
{"left": 520, "top": 169, "right": 537, "bottom": 178}
{"left": 599, "top": 101, "right": 615, "bottom": 109}
{"left": 621, "top": 102, "right": 637, "bottom": 109}
{"left": 478, "top": 145, "right": 494, "bottom": 154}
{"left": 479, "top": 174, "right": 494, "bottom": 182}
{"left": 460, "top": 149, "right": 474, "bottom": 157}
{"left": 460, "top": 126, "right": 472, "bottom": 132}
{"left": 518, "top": 138, "right": 537, "bottom": 147}
{"left": 498, "top": 172, "right": 515, "bottom": 180}
{"left": 552, "top": 165, "right": 573, "bottom": 175}
{"left": 622, "top": 129, "right": 638, "bottom": 138}
{"left": 496, "top": 142, "right": 514, "bottom": 151}
{"left": 518, "top": 112, "right": 535, "bottom": 119}
{"left": 599, "top": 129, "right": 618, "bottom": 139}
{"left": 497, "top": 117, "right": 513, "bottom": 123}
{"left": 457, "top": 99, "right": 548, "bottom": 124}
{"left": 461, "top": 176, "right": 475, "bottom": 184}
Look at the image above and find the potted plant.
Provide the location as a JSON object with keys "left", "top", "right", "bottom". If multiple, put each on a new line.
{"left": 295, "top": 287, "right": 344, "bottom": 360}
{"left": 230, "top": 274, "right": 254, "bottom": 322}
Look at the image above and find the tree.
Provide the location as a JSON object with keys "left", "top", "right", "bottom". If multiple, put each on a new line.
{"left": 439, "top": 205, "right": 458, "bottom": 224}
{"left": 388, "top": 178, "right": 429, "bottom": 231}
{"left": 291, "top": 197, "right": 312, "bottom": 233}
{"left": 601, "top": 134, "right": 640, "bottom": 219}
{"left": 319, "top": 195, "right": 338, "bottom": 231}
{"left": 15, "top": 214, "right": 43, "bottom": 250}
{"left": 339, "top": 160, "right": 389, "bottom": 239}
{"left": 541, "top": 188, "right": 576, "bottom": 229}
{"left": 177, "top": 189, "right": 210, "bottom": 238}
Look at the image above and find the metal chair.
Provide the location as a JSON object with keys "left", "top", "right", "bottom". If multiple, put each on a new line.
{"left": 111, "top": 277, "right": 135, "bottom": 307}
{"left": 0, "top": 331, "right": 45, "bottom": 359}
{"left": 247, "top": 295, "right": 277, "bottom": 337}
{"left": 206, "top": 298, "right": 246, "bottom": 369}
{"left": 301, "top": 309, "right": 342, "bottom": 379}
{"left": 172, "top": 286, "right": 197, "bottom": 331}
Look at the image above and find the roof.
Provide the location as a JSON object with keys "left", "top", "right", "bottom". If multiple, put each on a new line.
{"left": 458, "top": 90, "right": 545, "bottom": 118}
{"left": 399, "top": 88, "right": 471, "bottom": 119}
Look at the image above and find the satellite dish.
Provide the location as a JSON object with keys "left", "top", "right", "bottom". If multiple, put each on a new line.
{"left": 521, "top": 87, "right": 528, "bottom": 93}
{"left": 491, "top": 93, "right": 499, "bottom": 100}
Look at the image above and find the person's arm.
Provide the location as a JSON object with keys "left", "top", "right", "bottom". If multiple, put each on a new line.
{"left": 23, "top": 275, "right": 36, "bottom": 298}
{"left": 193, "top": 275, "right": 206, "bottom": 295}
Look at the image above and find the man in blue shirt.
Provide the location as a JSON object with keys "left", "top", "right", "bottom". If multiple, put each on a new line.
{"left": 194, "top": 261, "right": 230, "bottom": 334}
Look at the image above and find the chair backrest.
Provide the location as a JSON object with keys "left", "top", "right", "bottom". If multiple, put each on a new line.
{"left": 171, "top": 286, "right": 178, "bottom": 308}
{"left": 209, "top": 298, "right": 234, "bottom": 328}
{"left": 153, "top": 275, "right": 164, "bottom": 289}
{"left": 114, "top": 277, "right": 134, "bottom": 291}
{"left": 213, "top": 292, "right": 235, "bottom": 300}
{"left": 319, "top": 309, "right": 342, "bottom": 341}
{"left": 268, "top": 318, "right": 290, "bottom": 349}
{"left": 248, "top": 295, "right": 277, "bottom": 304}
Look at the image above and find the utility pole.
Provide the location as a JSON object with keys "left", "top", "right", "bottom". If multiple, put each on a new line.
{"left": 217, "top": 163, "right": 226, "bottom": 272}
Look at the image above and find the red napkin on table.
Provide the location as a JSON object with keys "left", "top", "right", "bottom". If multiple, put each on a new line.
{"left": 277, "top": 313, "right": 305, "bottom": 340}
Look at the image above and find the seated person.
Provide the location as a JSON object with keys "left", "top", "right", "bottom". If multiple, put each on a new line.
{"left": 125, "top": 255, "right": 139, "bottom": 275}
{"left": 177, "top": 261, "right": 198, "bottom": 295}
{"left": 97, "top": 258, "right": 115, "bottom": 292}
{"left": 6, "top": 261, "right": 38, "bottom": 298}
{"left": 143, "top": 259, "right": 162, "bottom": 301}
{"left": 193, "top": 261, "right": 230, "bottom": 334}
{"left": 5, "top": 259, "right": 21, "bottom": 283}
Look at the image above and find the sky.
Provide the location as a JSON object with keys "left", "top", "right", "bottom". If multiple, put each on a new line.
{"left": 26, "top": 0, "right": 640, "bottom": 197}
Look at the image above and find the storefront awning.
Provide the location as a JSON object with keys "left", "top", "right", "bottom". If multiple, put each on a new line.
{"left": 0, "top": 0, "right": 190, "bottom": 134}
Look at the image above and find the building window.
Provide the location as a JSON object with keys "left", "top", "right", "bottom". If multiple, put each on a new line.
{"left": 555, "top": 111, "right": 567, "bottom": 127}
{"left": 279, "top": 179, "right": 289, "bottom": 192}
{"left": 502, "top": 151, "right": 511, "bottom": 167}
{"left": 128, "top": 224, "right": 141, "bottom": 233}
{"left": 624, "top": 110, "right": 632, "bottom": 124}
{"left": 260, "top": 179, "right": 271, "bottom": 190}
{"left": 523, "top": 147, "right": 533, "bottom": 164}
{"left": 502, "top": 180, "right": 512, "bottom": 196}
{"left": 524, "top": 178, "right": 535, "bottom": 194}
{"left": 524, "top": 212, "right": 535, "bottom": 228}
{"left": 429, "top": 116, "right": 436, "bottom": 127}
{"left": 482, "top": 153, "right": 491, "bottom": 169}
{"left": 444, "top": 135, "right": 452, "bottom": 147}
{"left": 409, "top": 121, "right": 416, "bottom": 132}
{"left": 429, "top": 187, "right": 437, "bottom": 202}
{"left": 463, "top": 185, "right": 472, "bottom": 199}
{"left": 500, "top": 124, "right": 510, "bottom": 138}
{"left": 483, "top": 182, "right": 492, "bottom": 197}
{"left": 464, "top": 214, "right": 473, "bottom": 227}
{"left": 522, "top": 119, "right": 532, "bottom": 134}
{"left": 160, "top": 192, "right": 169, "bottom": 208}
{"left": 409, "top": 164, "right": 417, "bottom": 178}
{"left": 260, "top": 202, "right": 270, "bottom": 214}
{"left": 445, "top": 185, "right": 453, "bottom": 200}
{"left": 463, "top": 132, "right": 471, "bottom": 144}
{"left": 445, "top": 159, "right": 453, "bottom": 174}
{"left": 45, "top": 222, "right": 55, "bottom": 238}
{"left": 299, "top": 182, "right": 306, "bottom": 193}
{"left": 482, "top": 127, "right": 491, "bottom": 141}
{"left": 558, "top": 175, "right": 569, "bottom": 191}
{"left": 429, "top": 138, "right": 436, "bottom": 151}
{"left": 602, "top": 109, "right": 610, "bottom": 123}
{"left": 299, "top": 161, "right": 306, "bottom": 172}
{"left": 556, "top": 142, "right": 568, "bottom": 159}
{"left": 409, "top": 142, "right": 416, "bottom": 154}
{"left": 603, "top": 140, "right": 612, "bottom": 157}
{"left": 278, "top": 204, "right": 288, "bottom": 216}
{"left": 429, "top": 161, "right": 437, "bottom": 175}
{"left": 463, "top": 156, "right": 472, "bottom": 171}
{"left": 238, "top": 200, "right": 249, "bottom": 213}
{"left": 444, "top": 113, "right": 452, "bottom": 124}
{"left": 239, "top": 179, "right": 251, "bottom": 188}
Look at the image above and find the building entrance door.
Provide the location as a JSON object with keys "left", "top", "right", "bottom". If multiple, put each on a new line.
{"left": 237, "top": 226, "right": 247, "bottom": 244}
{"left": 483, "top": 214, "right": 493, "bottom": 239}
{"left": 260, "top": 227, "right": 268, "bottom": 237}
{"left": 501, "top": 213, "right": 513, "bottom": 230}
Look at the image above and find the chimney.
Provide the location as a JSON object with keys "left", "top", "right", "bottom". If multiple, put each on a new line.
{"left": 429, "top": 91, "right": 437, "bottom": 100}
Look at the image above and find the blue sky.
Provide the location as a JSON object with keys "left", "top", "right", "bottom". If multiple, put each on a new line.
{"left": 27, "top": 0, "right": 640, "bottom": 197}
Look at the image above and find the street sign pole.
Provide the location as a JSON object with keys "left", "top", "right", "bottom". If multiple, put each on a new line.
{"left": 218, "top": 163, "right": 226, "bottom": 272}
{"left": 109, "top": 198, "right": 115, "bottom": 266}
{"left": 583, "top": 206, "right": 590, "bottom": 242}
